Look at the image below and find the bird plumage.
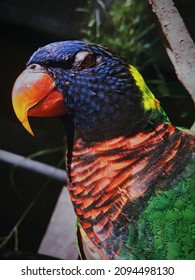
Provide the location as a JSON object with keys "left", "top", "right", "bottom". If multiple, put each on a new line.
{"left": 12, "top": 40, "right": 195, "bottom": 259}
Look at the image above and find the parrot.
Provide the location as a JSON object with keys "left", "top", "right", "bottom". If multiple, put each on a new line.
{"left": 11, "top": 40, "right": 195, "bottom": 260}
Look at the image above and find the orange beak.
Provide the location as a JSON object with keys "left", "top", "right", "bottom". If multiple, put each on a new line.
{"left": 12, "top": 66, "right": 66, "bottom": 136}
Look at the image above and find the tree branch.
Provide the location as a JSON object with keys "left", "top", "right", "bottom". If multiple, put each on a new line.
{"left": 148, "top": 0, "right": 195, "bottom": 102}
{"left": 0, "top": 149, "right": 67, "bottom": 183}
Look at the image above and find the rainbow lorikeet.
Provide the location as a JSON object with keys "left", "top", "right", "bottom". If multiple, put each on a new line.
{"left": 12, "top": 41, "right": 195, "bottom": 260}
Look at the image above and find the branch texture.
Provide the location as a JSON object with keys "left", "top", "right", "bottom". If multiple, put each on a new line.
{"left": 148, "top": 0, "right": 195, "bottom": 102}
{"left": 0, "top": 149, "right": 67, "bottom": 183}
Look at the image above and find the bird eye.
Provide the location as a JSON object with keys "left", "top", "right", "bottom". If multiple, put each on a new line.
{"left": 74, "top": 51, "right": 96, "bottom": 69}
{"left": 80, "top": 53, "right": 94, "bottom": 68}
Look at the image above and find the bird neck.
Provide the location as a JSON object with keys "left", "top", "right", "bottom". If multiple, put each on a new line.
{"left": 66, "top": 122, "right": 194, "bottom": 259}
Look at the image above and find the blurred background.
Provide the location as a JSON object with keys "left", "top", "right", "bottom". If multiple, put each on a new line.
{"left": 0, "top": 0, "right": 194, "bottom": 259}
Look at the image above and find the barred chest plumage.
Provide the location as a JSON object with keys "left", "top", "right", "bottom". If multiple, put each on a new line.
{"left": 66, "top": 123, "right": 192, "bottom": 259}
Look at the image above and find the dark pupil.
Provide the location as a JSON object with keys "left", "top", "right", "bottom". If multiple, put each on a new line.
{"left": 81, "top": 54, "right": 94, "bottom": 68}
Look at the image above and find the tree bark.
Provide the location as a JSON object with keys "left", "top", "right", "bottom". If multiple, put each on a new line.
{"left": 148, "top": 0, "right": 195, "bottom": 102}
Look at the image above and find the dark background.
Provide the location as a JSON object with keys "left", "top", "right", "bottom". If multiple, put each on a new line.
{"left": 0, "top": 0, "right": 86, "bottom": 256}
{"left": 0, "top": 0, "right": 194, "bottom": 258}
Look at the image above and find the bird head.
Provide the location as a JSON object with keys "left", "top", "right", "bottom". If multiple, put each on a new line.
{"left": 12, "top": 40, "right": 166, "bottom": 139}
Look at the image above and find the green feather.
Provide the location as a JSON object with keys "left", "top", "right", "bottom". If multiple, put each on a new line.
{"left": 130, "top": 158, "right": 195, "bottom": 260}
